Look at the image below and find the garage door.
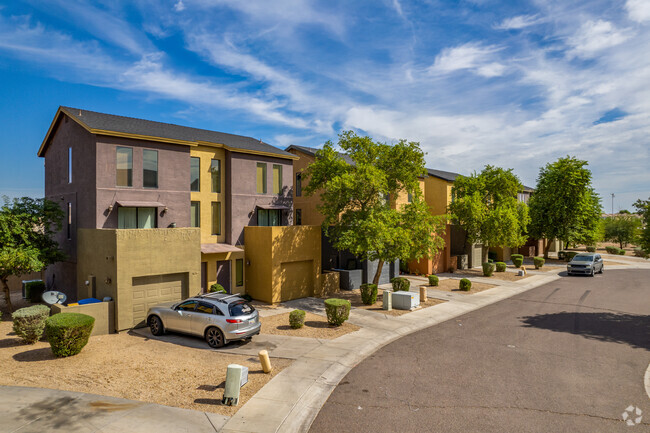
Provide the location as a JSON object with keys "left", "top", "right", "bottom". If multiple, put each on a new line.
{"left": 132, "top": 273, "right": 188, "bottom": 327}
{"left": 280, "top": 260, "right": 313, "bottom": 302}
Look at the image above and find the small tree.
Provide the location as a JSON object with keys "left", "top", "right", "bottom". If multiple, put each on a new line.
{"left": 0, "top": 197, "right": 65, "bottom": 311}
{"left": 528, "top": 157, "right": 602, "bottom": 258}
{"left": 449, "top": 165, "right": 529, "bottom": 263}
{"left": 304, "top": 131, "right": 447, "bottom": 285}
{"left": 634, "top": 198, "right": 650, "bottom": 256}
{"left": 603, "top": 215, "right": 641, "bottom": 248}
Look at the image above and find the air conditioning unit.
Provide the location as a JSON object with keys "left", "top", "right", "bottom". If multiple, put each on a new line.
{"left": 392, "top": 291, "right": 419, "bottom": 310}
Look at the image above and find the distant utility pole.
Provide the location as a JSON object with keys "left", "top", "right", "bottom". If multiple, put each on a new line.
{"left": 611, "top": 193, "right": 615, "bottom": 215}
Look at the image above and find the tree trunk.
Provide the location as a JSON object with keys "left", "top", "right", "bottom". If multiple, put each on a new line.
{"left": 543, "top": 239, "right": 552, "bottom": 259}
{"left": 1, "top": 276, "right": 13, "bottom": 313}
{"left": 482, "top": 245, "right": 489, "bottom": 264}
{"left": 372, "top": 259, "right": 385, "bottom": 286}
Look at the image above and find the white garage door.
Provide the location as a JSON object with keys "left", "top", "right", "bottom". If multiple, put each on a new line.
{"left": 132, "top": 273, "right": 188, "bottom": 327}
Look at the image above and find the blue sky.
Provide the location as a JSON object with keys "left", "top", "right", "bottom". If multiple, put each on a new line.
{"left": 0, "top": 0, "right": 649, "bottom": 212}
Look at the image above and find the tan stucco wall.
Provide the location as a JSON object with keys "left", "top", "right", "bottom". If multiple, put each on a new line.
{"left": 244, "top": 225, "right": 324, "bottom": 304}
{"left": 424, "top": 176, "right": 452, "bottom": 216}
{"left": 190, "top": 146, "right": 227, "bottom": 244}
{"left": 51, "top": 301, "right": 115, "bottom": 335}
{"left": 287, "top": 148, "right": 325, "bottom": 226}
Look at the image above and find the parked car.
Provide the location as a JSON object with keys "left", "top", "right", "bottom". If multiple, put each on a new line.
{"left": 146, "top": 293, "right": 261, "bottom": 348}
{"left": 566, "top": 253, "right": 604, "bottom": 277}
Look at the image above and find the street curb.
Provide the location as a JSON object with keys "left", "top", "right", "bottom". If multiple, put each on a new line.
{"left": 645, "top": 362, "right": 650, "bottom": 401}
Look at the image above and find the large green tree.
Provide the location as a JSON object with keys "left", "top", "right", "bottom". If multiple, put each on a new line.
{"left": 528, "top": 156, "right": 602, "bottom": 257}
{"left": 303, "top": 131, "right": 447, "bottom": 285}
{"left": 603, "top": 214, "right": 642, "bottom": 248}
{"left": 634, "top": 198, "right": 650, "bottom": 256}
{"left": 449, "top": 165, "right": 529, "bottom": 263}
{"left": 0, "top": 197, "right": 65, "bottom": 311}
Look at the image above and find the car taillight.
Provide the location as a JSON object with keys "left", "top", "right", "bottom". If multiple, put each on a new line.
{"left": 226, "top": 319, "right": 243, "bottom": 324}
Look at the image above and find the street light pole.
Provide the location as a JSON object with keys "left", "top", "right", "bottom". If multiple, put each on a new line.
{"left": 611, "top": 193, "right": 615, "bottom": 215}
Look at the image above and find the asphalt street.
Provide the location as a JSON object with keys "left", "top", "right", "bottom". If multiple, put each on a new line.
{"left": 310, "top": 269, "right": 650, "bottom": 432}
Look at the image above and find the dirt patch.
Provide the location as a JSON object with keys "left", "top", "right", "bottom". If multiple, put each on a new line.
{"left": 427, "top": 279, "right": 496, "bottom": 295}
{"left": 328, "top": 289, "right": 446, "bottom": 316}
{"left": 452, "top": 268, "right": 531, "bottom": 282}
{"left": 603, "top": 260, "right": 631, "bottom": 266}
{"left": 0, "top": 306, "right": 290, "bottom": 417}
{"left": 260, "top": 311, "right": 359, "bottom": 339}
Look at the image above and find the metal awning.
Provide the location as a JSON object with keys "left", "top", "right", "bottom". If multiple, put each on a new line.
{"left": 201, "top": 243, "right": 244, "bottom": 254}
{"left": 256, "top": 204, "right": 290, "bottom": 210}
{"left": 116, "top": 200, "right": 165, "bottom": 208}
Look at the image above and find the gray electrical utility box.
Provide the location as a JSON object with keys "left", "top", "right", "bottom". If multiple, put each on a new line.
{"left": 392, "top": 291, "right": 420, "bottom": 310}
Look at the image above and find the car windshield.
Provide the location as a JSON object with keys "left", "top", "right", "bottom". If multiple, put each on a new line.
{"left": 573, "top": 255, "right": 594, "bottom": 262}
{"left": 229, "top": 300, "right": 255, "bottom": 317}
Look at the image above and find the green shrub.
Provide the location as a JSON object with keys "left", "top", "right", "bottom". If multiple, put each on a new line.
{"left": 586, "top": 246, "right": 596, "bottom": 253}
{"left": 391, "top": 277, "right": 410, "bottom": 292}
{"left": 634, "top": 247, "right": 649, "bottom": 258}
{"left": 605, "top": 246, "right": 618, "bottom": 255}
{"left": 482, "top": 262, "right": 495, "bottom": 277}
{"left": 360, "top": 283, "right": 378, "bottom": 305}
{"left": 510, "top": 254, "right": 524, "bottom": 268}
{"left": 208, "top": 283, "right": 226, "bottom": 293}
{"left": 45, "top": 313, "right": 95, "bottom": 357}
{"left": 533, "top": 257, "right": 545, "bottom": 269}
{"left": 12, "top": 305, "right": 50, "bottom": 344}
{"left": 324, "top": 299, "right": 351, "bottom": 326}
{"left": 565, "top": 251, "right": 579, "bottom": 262}
{"left": 487, "top": 258, "right": 494, "bottom": 264}
{"left": 24, "top": 280, "right": 46, "bottom": 303}
{"left": 495, "top": 262, "right": 507, "bottom": 272}
{"left": 459, "top": 278, "right": 471, "bottom": 291}
{"left": 289, "top": 310, "right": 306, "bottom": 329}
{"left": 428, "top": 275, "right": 439, "bottom": 286}
{"left": 618, "top": 248, "right": 626, "bottom": 255}
{"left": 558, "top": 251, "right": 566, "bottom": 260}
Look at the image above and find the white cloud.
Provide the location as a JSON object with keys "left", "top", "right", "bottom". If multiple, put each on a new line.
{"left": 626, "top": 0, "right": 650, "bottom": 23}
{"left": 429, "top": 43, "right": 506, "bottom": 77}
{"left": 494, "top": 14, "right": 541, "bottom": 30}
{"left": 567, "top": 20, "right": 631, "bottom": 58}
{"left": 173, "top": 1, "right": 186, "bottom": 12}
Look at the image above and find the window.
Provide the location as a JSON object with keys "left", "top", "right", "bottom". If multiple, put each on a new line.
{"left": 190, "top": 157, "right": 200, "bottom": 191}
{"left": 191, "top": 201, "right": 200, "bottom": 227}
{"left": 118, "top": 207, "right": 156, "bottom": 229}
{"left": 67, "top": 202, "right": 72, "bottom": 240}
{"left": 229, "top": 300, "right": 254, "bottom": 316}
{"left": 211, "top": 202, "right": 221, "bottom": 235}
{"left": 211, "top": 159, "right": 221, "bottom": 193}
{"left": 407, "top": 192, "right": 413, "bottom": 203}
{"left": 176, "top": 300, "right": 197, "bottom": 311}
{"left": 68, "top": 147, "right": 72, "bottom": 184}
{"left": 295, "top": 209, "right": 302, "bottom": 225}
{"left": 257, "top": 209, "right": 282, "bottom": 226}
{"left": 256, "top": 163, "right": 267, "bottom": 194}
{"left": 196, "top": 302, "right": 215, "bottom": 315}
{"left": 272, "top": 164, "right": 282, "bottom": 194}
{"left": 236, "top": 259, "right": 243, "bottom": 287}
{"left": 116, "top": 147, "right": 133, "bottom": 187}
{"left": 296, "top": 173, "right": 302, "bottom": 197}
{"left": 143, "top": 149, "right": 158, "bottom": 188}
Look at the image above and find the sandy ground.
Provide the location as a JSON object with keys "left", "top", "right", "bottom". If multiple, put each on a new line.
{"left": 426, "top": 279, "right": 496, "bottom": 295}
{"left": 329, "top": 289, "right": 446, "bottom": 317}
{"left": 452, "top": 268, "right": 531, "bottom": 281}
{"left": 0, "top": 293, "right": 290, "bottom": 417}
{"left": 260, "top": 311, "right": 359, "bottom": 338}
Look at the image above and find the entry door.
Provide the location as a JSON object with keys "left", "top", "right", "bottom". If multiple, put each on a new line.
{"left": 216, "top": 260, "right": 231, "bottom": 294}
{"left": 201, "top": 262, "right": 207, "bottom": 293}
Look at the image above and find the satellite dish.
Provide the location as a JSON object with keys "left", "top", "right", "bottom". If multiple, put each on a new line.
{"left": 42, "top": 291, "right": 67, "bottom": 305}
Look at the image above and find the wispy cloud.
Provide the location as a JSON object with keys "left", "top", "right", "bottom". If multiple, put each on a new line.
{"left": 567, "top": 20, "right": 631, "bottom": 58}
{"left": 429, "top": 42, "right": 506, "bottom": 77}
{"left": 626, "top": 0, "right": 650, "bottom": 23}
{"left": 494, "top": 14, "right": 542, "bottom": 30}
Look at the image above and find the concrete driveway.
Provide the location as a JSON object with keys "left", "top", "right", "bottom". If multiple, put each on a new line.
{"left": 310, "top": 269, "right": 650, "bottom": 432}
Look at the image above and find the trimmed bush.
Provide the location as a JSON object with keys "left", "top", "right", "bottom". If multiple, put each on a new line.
{"left": 391, "top": 277, "right": 410, "bottom": 292}
{"left": 45, "top": 313, "right": 95, "bottom": 357}
{"left": 459, "top": 278, "right": 471, "bottom": 291}
{"left": 12, "top": 305, "right": 50, "bottom": 344}
{"left": 482, "top": 262, "right": 495, "bottom": 277}
{"left": 634, "top": 247, "right": 649, "bottom": 258}
{"left": 428, "top": 275, "right": 439, "bottom": 286}
{"left": 487, "top": 258, "right": 494, "bottom": 264}
{"left": 324, "top": 298, "right": 351, "bottom": 326}
{"left": 618, "top": 248, "right": 626, "bottom": 255}
{"left": 360, "top": 283, "right": 378, "bottom": 305}
{"left": 533, "top": 257, "right": 545, "bottom": 269}
{"left": 24, "top": 280, "right": 45, "bottom": 303}
{"left": 495, "top": 262, "right": 507, "bottom": 272}
{"left": 511, "top": 254, "right": 524, "bottom": 268}
{"left": 565, "top": 251, "right": 579, "bottom": 262}
{"left": 208, "top": 283, "right": 226, "bottom": 293}
{"left": 605, "top": 246, "right": 618, "bottom": 255}
{"left": 289, "top": 310, "right": 306, "bottom": 329}
{"left": 586, "top": 246, "right": 596, "bottom": 253}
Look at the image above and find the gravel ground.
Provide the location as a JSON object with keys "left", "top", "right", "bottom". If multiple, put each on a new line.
{"left": 330, "top": 289, "right": 446, "bottom": 316}
{"left": 0, "top": 292, "right": 290, "bottom": 417}
{"left": 426, "top": 278, "right": 496, "bottom": 294}
{"left": 452, "top": 268, "right": 531, "bottom": 281}
{"left": 260, "top": 311, "right": 359, "bottom": 338}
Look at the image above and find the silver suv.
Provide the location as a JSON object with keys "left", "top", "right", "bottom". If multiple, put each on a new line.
{"left": 567, "top": 253, "right": 604, "bottom": 276}
{"left": 146, "top": 293, "right": 261, "bottom": 348}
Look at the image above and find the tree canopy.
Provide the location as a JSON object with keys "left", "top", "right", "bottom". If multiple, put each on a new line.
{"left": 303, "top": 131, "right": 446, "bottom": 285}
{"left": 634, "top": 198, "right": 650, "bottom": 257}
{"left": 0, "top": 197, "right": 65, "bottom": 311}
{"left": 603, "top": 214, "right": 641, "bottom": 248}
{"left": 528, "top": 156, "right": 602, "bottom": 257}
{"left": 448, "top": 165, "right": 529, "bottom": 262}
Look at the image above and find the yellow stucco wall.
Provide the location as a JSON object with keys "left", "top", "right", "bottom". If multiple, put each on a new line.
{"left": 392, "top": 178, "right": 425, "bottom": 209}
{"left": 190, "top": 146, "right": 226, "bottom": 243}
{"left": 287, "top": 148, "right": 326, "bottom": 226}
{"left": 201, "top": 249, "right": 246, "bottom": 295}
{"left": 244, "top": 225, "right": 325, "bottom": 304}
{"left": 51, "top": 301, "right": 115, "bottom": 336}
{"left": 424, "top": 176, "right": 453, "bottom": 216}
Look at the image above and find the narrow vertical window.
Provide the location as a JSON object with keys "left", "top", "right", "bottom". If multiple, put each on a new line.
{"left": 257, "top": 209, "right": 268, "bottom": 226}
{"left": 68, "top": 147, "right": 72, "bottom": 184}
{"left": 272, "top": 164, "right": 282, "bottom": 194}
{"left": 116, "top": 147, "right": 133, "bottom": 187}
{"left": 211, "top": 202, "right": 221, "bottom": 235}
{"left": 67, "top": 202, "right": 72, "bottom": 240}
{"left": 296, "top": 173, "right": 302, "bottom": 197}
{"left": 295, "top": 209, "right": 302, "bottom": 225}
{"left": 211, "top": 159, "right": 221, "bottom": 193}
{"left": 236, "top": 259, "right": 244, "bottom": 287}
{"left": 407, "top": 192, "right": 413, "bottom": 203}
{"left": 190, "top": 157, "right": 200, "bottom": 191}
{"left": 256, "top": 163, "right": 267, "bottom": 194}
{"left": 143, "top": 150, "right": 158, "bottom": 188}
{"left": 191, "top": 201, "right": 200, "bottom": 227}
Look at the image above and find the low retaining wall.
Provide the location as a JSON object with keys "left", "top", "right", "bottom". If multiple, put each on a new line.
{"left": 51, "top": 301, "right": 115, "bottom": 336}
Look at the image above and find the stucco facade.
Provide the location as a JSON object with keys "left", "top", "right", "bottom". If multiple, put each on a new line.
{"left": 286, "top": 147, "right": 325, "bottom": 226}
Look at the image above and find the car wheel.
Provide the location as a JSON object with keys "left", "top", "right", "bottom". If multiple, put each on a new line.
{"left": 599, "top": 265, "right": 604, "bottom": 274}
{"left": 205, "top": 327, "right": 225, "bottom": 348}
{"left": 590, "top": 268, "right": 595, "bottom": 277}
{"left": 149, "top": 316, "right": 165, "bottom": 336}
